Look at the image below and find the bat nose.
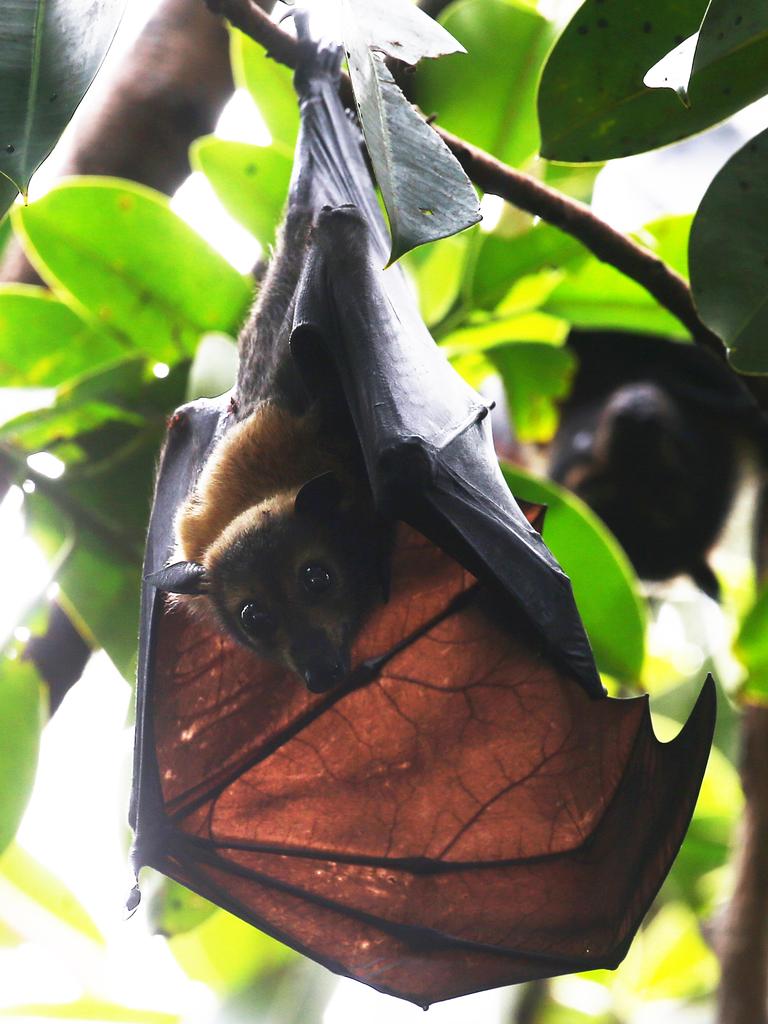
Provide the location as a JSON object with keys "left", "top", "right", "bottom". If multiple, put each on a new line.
{"left": 303, "top": 661, "right": 345, "bottom": 694}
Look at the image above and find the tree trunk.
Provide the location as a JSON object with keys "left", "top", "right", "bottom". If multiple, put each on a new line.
{"left": 0, "top": 0, "right": 233, "bottom": 282}
{"left": 717, "top": 480, "right": 768, "bottom": 1024}
{"left": 716, "top": 703, "right": 768, "bottom": 1024}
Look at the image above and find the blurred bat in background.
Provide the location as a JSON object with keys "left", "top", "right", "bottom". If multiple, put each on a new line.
{"left": 549, "top": 329, "right": 766, "bottom": 598}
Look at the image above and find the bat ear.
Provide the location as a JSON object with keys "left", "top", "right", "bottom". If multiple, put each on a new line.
{"left": 518, "top": 500, "right": 548, "bottom": 535}
{"left": 295, "top": 472, "right": 344, "bottom": 520}
{"left": 145, "top": 561, "right": 209, "bottom": 595}
{"left": 691, "top": 561, "right": 720, "bottom": 600}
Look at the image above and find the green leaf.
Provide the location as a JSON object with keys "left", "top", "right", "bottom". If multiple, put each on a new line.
{"left": 665, "top": 727, "right": 741, "bottom": 910}
{"left": 186, "top": 332, "right": 238, "bottom": 401}
{"left": 471, "top": 223, "right": 588, "bottom": 311}
{"left": 736, "top": 583, "right": 768, "bottom": 669}
{"left": 735, "top": 581, "right": 768, "bottom": 698}
{"left": 0, "top": 401, "right": 142, "bottom": 450}
{"left": 0, "top": 1000, "right": 177, "bottom": 1024}
{"left": 1, "top": 355, "right": 178, "bottom": 456}
{"left": 0, "top": 843, "right": 103, "bottom": 944}
{"left": 170, "top": 906, "right": 294, "bottom": 994}
{"left": 191, "top": 137, "right": 291, "bottom": 247}
{"left": 495, "top": 269, "right": 565, "bottom": 316}
{"left": 0, "top": 919, "right": 22, "bottom": 947}
{"left": 543, "top": 160, "right": 603, "bottom": 204}
{"left": 0, "top": 286, "right": 124, "bottom": 387}
{"left": 538, "top": 0, "right": 768, "bottom": 161}
{"left": 403, "top": 230, "right": 470, "bottom": 326}
{"left": 21, "top": 358, "right": 187, "bottom": 677}
{"left": 638, "top": 213, "right": 693, "bottom": 276}
{"left": 441, "top": 311, "right": 568, "bottom": 356}
{"left": 501, "top": 464, "right": 646, "bottom": 680}
{"left": 0, "top": 659, "right": 42, "bottom": 854}
{"left": 0, "top": 388, "right": 55, "bottom": 429}
{"left": 13, "top": 178, "right": 251, "bottom": 363}
{"left": 230, "top": 31, "right": 299, "bottom": 149}
{"left": 341, "top": 0, "right": 480, "bottom": 260}
{"left": 620, "top": 901, "right": 718, "bottom": 999}
{"left": 414, "top": 0, "right": 557, "bottom": 168}
{"left": 344, "top": 0, "right": 468, "bottom": 64}
{"left": 0, "top": 1, "right": 125, "bottom": 193}
{"left": 490, "top": 343, "right": 576, "bottom": 442}
{"left": 58, "top": 353, "right": 183, "bottom": 416}
{"left": 543, "top": 215, "right": 693, "bottom": 337}
{"left": 690, "top": 0, "right": 768, "bottom": 97}
{"left": 450, "top": 351, "right": 497, "bottom": 389}
{"left": 25, "top": 494, "right": 140, "bottom": 680}
{"left": 690, "top": 127, "right": 768, "bottom": 374}
{"left": 538, "top": 1005, "right": 612, "bottom": 1024}
{"left": 148, "top": 877, "right": 216, "bottom": 937}
{"left": 544, "top": 260, "right": 690, "bottom": 337}
{"left": 1, "top": 176, "right": 18, "bottom": 222}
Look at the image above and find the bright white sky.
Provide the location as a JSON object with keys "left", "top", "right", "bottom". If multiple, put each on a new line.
{"left": 1, "top": 0, "right": 766, "bottom": 1021}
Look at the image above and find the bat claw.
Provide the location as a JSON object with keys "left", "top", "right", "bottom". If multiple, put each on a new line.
{"left": 125, "top": 882, "right": 141, "bottom": 918}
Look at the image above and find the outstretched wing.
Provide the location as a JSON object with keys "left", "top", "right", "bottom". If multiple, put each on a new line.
{"left": 131, "top": 30, "right": 715, "bottom": 1007}
{"left": 133, "top": 436, "right": 714, "bottom": 1004}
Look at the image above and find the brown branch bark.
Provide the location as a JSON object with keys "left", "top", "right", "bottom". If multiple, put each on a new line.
{"left": 717, "top": 485, "right": 768, "bottom": 1024}
{"left": 1, "top": 0, "right": 234, "bottom": 283}
{"left": 716, "top": 701, "right": 768, "bottom": 1024}
{"left": 202, "top": 0, "right": 726, "bottom": 360}
{"left": 440, "top": 128, "right": 725, "bottom": 358}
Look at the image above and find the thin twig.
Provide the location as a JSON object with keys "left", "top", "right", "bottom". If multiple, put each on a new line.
{"left": 205, "top": 0, "right": 301, "bottom": 70}
{"left": 202, "top": 0, "right": 726, "bottom": 359}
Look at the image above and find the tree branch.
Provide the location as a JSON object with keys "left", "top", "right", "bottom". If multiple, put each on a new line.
{"left": 440, "top": 129, "right": 725, "bottom": 358}
{"left": 717, "top": 701, "right": 768, "bottom": 1024}
{"left": 717, "top": 487, "right": 768, "bottom": 1024}
{"left": 202, "top": 0, "right": 726, "bottom": 360}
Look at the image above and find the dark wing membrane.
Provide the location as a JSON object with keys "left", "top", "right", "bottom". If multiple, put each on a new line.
{"left": 131, "top": 396, "right": 230, "bottom": 843}
{"left": 137, "top": 521, "right": 714, "bottom": 1006}
{"left": 287, "top": 47, "right": 602, "bottom": 695}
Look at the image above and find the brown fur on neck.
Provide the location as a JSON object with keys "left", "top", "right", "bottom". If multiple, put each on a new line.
{"left": 176, "top": 402, "right": 347, "bottom": 564}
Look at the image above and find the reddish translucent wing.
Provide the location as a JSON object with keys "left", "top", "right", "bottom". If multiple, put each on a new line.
{"left": 140, "top": 524, "right": 714, "bottom": 1006}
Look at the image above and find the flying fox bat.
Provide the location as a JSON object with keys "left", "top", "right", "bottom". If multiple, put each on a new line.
{"left": 549, "top": 329, "right": 766, "bottom": 599}
{"left": 130, "top": 26, "right": 715, "bottom": 1007}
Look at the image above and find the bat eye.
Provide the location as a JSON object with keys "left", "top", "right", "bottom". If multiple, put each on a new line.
{"left": 301, "top": 562, "right": 333, "bottom": 595}
{"left": 240, "top": 603, "right": 272, "bottom": 638}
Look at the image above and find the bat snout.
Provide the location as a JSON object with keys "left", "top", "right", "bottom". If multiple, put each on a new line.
{"left": 290, "top": 628, "right": 349, "bottom": 694}
{"left": 303, "top": 661, "right": 345, "bottom": 694}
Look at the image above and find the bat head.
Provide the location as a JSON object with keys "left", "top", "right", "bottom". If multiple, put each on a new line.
{"left": 156, "top": 472, "right": 389, "bottom": 693}
{"left": 592, "top": 382, "right": 689, "bottom": 476}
